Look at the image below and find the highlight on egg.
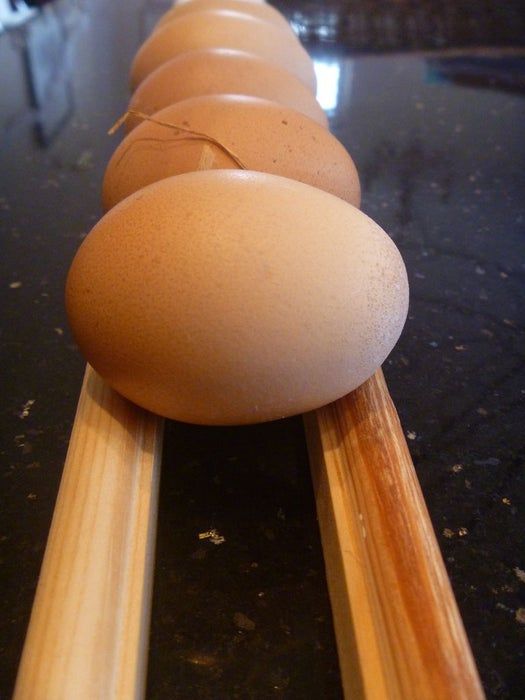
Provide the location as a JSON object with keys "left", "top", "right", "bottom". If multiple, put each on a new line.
{"left": 66, "top": 170, "right": 408, "bottom": 426}
{"left": 129, "top": 10, "right": 316, "bottom": 91}
{"left": 128, "top": 49, "right": 326, "bottom": 130}
{"left": 103, "top": 94, "right": 359, "bottom": 210}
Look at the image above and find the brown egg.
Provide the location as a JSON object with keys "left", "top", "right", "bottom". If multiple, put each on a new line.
{"left": 66, "top": 170, "right": 409, "bottom": 425}
{"left": 103, "top": 95, "right": 359, "bottom": 210}
{"left": 156, "top": 0, "right": 291, "bottom": 32}
{"left": 128, "top": 49, "right": 326, "bottom": 130}
{"left": 129, "top": 10, "right": 316, "bottom": 91}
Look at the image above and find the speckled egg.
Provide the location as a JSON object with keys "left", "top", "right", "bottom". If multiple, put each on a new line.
{"left": 128, "top": 49, "right": 326, "bottom": 130}
{"left": 103, "top": 95, "right": 359, "bottom": 210}
{"left": 66, "top": 170, "right": 408, "bottom": 425}
{"left": 129, "top": 10, "right": 316, "bottom": 91}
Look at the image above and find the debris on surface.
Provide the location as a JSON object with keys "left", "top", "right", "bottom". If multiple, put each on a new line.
{"left": 233, "top": 612, "right": 256, "bottom": 631}
{"left": 18, "top": 400, "right": 35, "bottom": 419}
{"left": 515, "top": 608, "right": 525, "bottom": 625}
{"left": 514, "top": 567, "right": 525, "bottom": 584}
{"left": 198, "top": 529, "right": 225, "bottom": 545}
{"left": 74, "top": 149, "right": 94, "bottom": 171}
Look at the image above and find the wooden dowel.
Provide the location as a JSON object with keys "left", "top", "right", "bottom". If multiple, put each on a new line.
{"left": 304, "top": 369, "right": 485, "bottom": 700}
{"left": 15, "top": 363, "right": 484, "bottom": 698}
{"left": 14, "top": 366, "right": 164, "bottom": 700}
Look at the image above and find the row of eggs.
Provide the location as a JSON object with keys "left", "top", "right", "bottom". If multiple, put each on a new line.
{"left": 66, "top": 0, "right": 409, "bottom": 425}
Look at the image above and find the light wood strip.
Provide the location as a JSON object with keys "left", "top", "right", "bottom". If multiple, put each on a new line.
{"left": 304, "top": 369, "right": 485, "bottom": 700}
{"left": 14, "top": 366, "right": 164, "bottom": 700}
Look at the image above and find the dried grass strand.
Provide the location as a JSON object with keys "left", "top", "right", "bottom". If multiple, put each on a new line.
{"left": 108, "top": 110, "right": 247, "bottom": 169}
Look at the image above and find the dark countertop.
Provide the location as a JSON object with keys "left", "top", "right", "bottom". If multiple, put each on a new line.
{"left": 1, "top": 1, "right": 524, "bottom": 697}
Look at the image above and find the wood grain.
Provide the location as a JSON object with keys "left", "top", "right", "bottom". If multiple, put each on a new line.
{"left": 14, "top": 366, "right": 164, "bottom": 700}
{"left": 304, "top": 369, "right": 485, "bottom": 700}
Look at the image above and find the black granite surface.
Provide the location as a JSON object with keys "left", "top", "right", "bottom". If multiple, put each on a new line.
{"left": 1, "top": 1, "right": 524, "bottom": 698}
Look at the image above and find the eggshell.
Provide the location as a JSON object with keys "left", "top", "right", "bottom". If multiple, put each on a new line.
{"left": 156, "top": 0, "right": 290, "bottom": 31}
{"left": 103, "top": 95, "right": 359, "bottom": 210}
{"left": 128, "top": 49, "right": 326, "bottom": 129}
{"left": 66, "top": 170, "right": 408, "bottom": 425}
{"left": 129, "top": 10, "right": 316, "bottom": 91}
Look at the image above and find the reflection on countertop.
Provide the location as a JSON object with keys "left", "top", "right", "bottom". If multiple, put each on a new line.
{"left": 276, "top": 0, "right": 525, "bottom": 51}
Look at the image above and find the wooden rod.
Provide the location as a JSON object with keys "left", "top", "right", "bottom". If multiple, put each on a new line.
{"left": 14, "top": 366, "right": 164, "bottom": 700}
{"left": 304, "top": 369, "right": 485, "bottom": 700}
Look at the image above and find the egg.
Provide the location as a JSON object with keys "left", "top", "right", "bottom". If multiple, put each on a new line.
{"left": 66, "top": 170, "right": 408, "bottom": 425}
{"left": 156, "top": 0, "right": 291, "bottom": 32}
{"left": 128, "top": 49, "right": 326, "bottom": 129}
{"left": 103, "top": 95, "right": 359, "bottom": 210}
{"left": 129, "top": 10, "right": 316, "bottom": 91}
